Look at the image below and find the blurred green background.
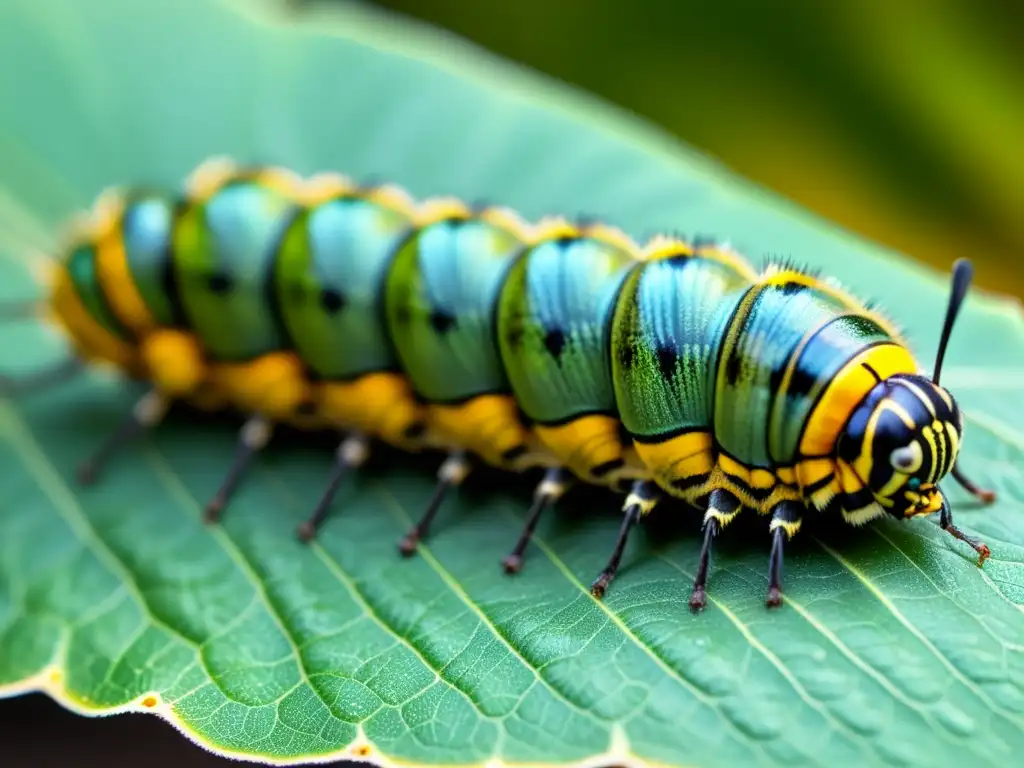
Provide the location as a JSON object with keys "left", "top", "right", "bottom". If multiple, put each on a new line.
{"left": 358, "top": 0, "right": 1024, "bottom": 299}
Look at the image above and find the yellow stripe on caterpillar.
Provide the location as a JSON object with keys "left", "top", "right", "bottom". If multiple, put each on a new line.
{"left": 185, "top": 156, "right": 239, "bottom": 198}
{"left": 577, "top": 221, "right": 640, "bottom": 256}
{"left": 717, "top": 454, "right": 779, "bottom": 491}
{"left": 695, "top": 243, "right": 758, "bottom": 281}
{"left": 300, "top": 172, "right": 357, "bottom": 205}
{"left": 426, "top": 394, "right": 536, "bottom": 470}
{"left": 633, "top": 431, "right": 714, "bottom": 499}
{"left": 704, "top": 503, "right": 741, "bottom": 528}
{"left": 837, "top": 459, "right": 862, "bottom": 493}
{"left": 899, "top": 377, "right": 938, "bottom": 417}
{"left": 769, "top": 516, "right": 802, "bottom": 539}
{"left": 480, "top": 206, "right": 534, "bottom": 243}
{"left": 92, "top": 195, "right": 159, "bottom": 335}
{"left": 252, "top": 166, "right": 304, "bottom": 198}
{"left": 842, "top": 503, "right": 886, "bottom": 526}
{"left": 414, "top": 196, "right": 471, "bottom": 226}
{"left": 364, "top": 182, "right": 417, "bottom": 215}
{"left": 140, "top": 329, "right": 206, "bottom": 397}
{"left": 810, "top": 480, "right": 840, "bottom": 510}
{"left": 534, "top": 414, "right": 626, "bottom": 486}
{"left": 854, "top": 395, "right": 917, "bottom": 480}
{"left": 532, "top": 216, "right": 579, "bottom": 241}
{"left": 946, "top": 423, "right": 960, "bottom": 460}
{"left": 760, "top": 264, "right": 902, "bottom": 341}
{"left": 801, "top": 344, "right": 917, "bottom": 456}
{"left": 876, "top": 471, "right": 906, "bottom": 500}
{"left": 642, "top": 235, "right": 693, "bottom": 262}
{"left": 623, "top": 489, "right": 659, "bottom": 517}
{"left": 50, "top": 264, "right": 139, "bottom": 371}
{"left": 921, "top": 424, "right": 940, "bottom": 483}
{"left": 795, "top": 457, "right": 833, "bottom": 491}
{"left": 210, "top": 352, "right": 309, "bottom": 420}
{"left": 317, "top": 372, "right": 425, "bottom": 449}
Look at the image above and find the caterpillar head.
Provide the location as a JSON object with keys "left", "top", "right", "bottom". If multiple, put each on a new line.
{"left": 838, "top": 258, "right": 972, "bottom": 521}
{"left": 838, "top": 374, "right": 962, "bottom": 518}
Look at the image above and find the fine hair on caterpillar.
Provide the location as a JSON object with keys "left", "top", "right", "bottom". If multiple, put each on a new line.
{"left": 0, "top": 157, "right": 997, "bottom": 610}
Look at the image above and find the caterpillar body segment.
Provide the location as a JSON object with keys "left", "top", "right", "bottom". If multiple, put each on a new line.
{"left": 499, "top": 220, "right": 647, "bottom": 489}
{"left": 21, "top": 157, "right": 997, "bottom": 610}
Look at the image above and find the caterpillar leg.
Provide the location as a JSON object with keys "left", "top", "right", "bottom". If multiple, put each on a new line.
{"left": 204, "top": 414, "right": 273, "bottom": 523}
{"left": 950, "top": 462, "right": 997, "bottom": 504}
{"left": 78, "top": 390, "right": 170, "bottom": 484}
{"left": 0, "top": 357, "right": 83, "bottom": 396}
{"left": 397, "top": 450, "right": 471, "bottom": 556}
{"left": 766, "top": 500, "right": 803, "bottom": 608}
{"left": 689, "top": 488, "right": 741, "bottom": 612}
{"left": 297, "top": 432, "right": 371, "bottom": 542}
{"left": 501, "top": 467, "right": 573, "bottom": 574}
{"left": 590, "top": 479, "right": 661, "bottom": 599}
{"left": 937, "top": 495, "right": 990, "bottom": 565}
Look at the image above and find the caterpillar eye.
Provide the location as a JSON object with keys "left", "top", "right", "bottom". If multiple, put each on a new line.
{"left": 890, "top": 442, "right": 923, "bottom": 473}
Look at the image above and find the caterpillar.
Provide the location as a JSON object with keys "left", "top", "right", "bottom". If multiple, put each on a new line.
{"left": 2, "top": 157, "right": 997, "bottom": 610}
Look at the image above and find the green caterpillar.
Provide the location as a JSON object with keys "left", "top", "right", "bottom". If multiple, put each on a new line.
{"left": 7, "top": 157, "right": 996, "bottom": 610}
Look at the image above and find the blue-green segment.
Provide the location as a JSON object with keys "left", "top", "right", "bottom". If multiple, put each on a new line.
{"left": 275, "top": 194, "right": 413, "bottom": 379}
{"left": 497, "top": 234, "right": 636, "bottom": 423}
{"left": 384, "top": 214, "right": 526, "bottom": 402}
{"left": 172, "top": 178, "right": 294, "bottom": 361}
{"left": 65, "top": 243, "right": 130, "bottom": 340}
{"left": 121, "top": 194, "right": 177, "bottom": 326}
{"left": 769, "top": 313, "right": 895, "bottom": 463}
{"left": 714, "top": 278, "right": 890, "bottom": 467}
{"left": 610, "top": 253, "right": 752, "bottom": 440}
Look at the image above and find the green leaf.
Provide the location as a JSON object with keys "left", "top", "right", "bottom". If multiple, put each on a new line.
{"left": 1, "top": 1, "right": 1023, "bottom": 766}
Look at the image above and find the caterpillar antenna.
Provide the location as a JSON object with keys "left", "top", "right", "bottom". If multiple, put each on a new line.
{"left": 933, "top": 258, "right": 972, "bottom": 385}
{"left": 932, "top": 259, "right": 997, "bottom": 504}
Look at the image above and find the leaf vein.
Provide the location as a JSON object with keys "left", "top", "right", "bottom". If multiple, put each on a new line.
{"left": 818, "top": 539, "right": 1024, "bottom": 726}
{"left": 374, "top": 481, "right": 622, "bottom": 728}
